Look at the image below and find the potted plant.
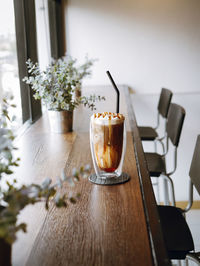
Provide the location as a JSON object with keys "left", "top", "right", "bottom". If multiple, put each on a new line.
{"left": 23, "top": 56, "right": 105, "bottom": 133}
{"left": 0, "top": 96, "right": 91, "bottom": 266}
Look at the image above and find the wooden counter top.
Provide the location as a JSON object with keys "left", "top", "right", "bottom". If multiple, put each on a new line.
{"left": 12, "top": 86, "right": 170, "bottom": 266}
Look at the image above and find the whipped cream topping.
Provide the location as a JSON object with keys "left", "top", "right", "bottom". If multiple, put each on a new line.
{"left": 91, "top": 112, "right": 125, "bottom": 125}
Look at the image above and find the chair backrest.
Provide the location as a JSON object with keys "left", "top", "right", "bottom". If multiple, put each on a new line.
{"left": 166, "top": 103, "right": 185, "bottom": 147}
{"left": 157, "top": 88, "right": 173, "bottom": 118}
{"left": 189, "top": 135, "right": 200, "bottom": 196}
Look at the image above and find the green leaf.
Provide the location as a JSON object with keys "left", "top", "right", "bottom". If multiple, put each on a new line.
{"left": 69, "top": 197, "right": 76, "bottom": 204}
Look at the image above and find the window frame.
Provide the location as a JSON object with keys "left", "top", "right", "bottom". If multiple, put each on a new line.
{"left": 14, "top": 0, "right": 42, "bottom": 124}
{"left": 48, "top": 0, "right": 65, "bottom": 59}
{"left": 13, "top": 0, "right": 65, "bottom": 124}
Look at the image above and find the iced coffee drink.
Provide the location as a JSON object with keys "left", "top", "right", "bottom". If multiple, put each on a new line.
{"left": 90, "top": 112, "right": 126, "bottom": 179}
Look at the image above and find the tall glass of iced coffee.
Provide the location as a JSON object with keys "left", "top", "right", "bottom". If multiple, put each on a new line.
{"left": 90, "top": 112, "right": 126, "bottom": 179}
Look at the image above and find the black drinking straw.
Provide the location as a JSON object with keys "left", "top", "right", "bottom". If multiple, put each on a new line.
{"left": 106, "top": 71, "right": 120, "bottom": 113}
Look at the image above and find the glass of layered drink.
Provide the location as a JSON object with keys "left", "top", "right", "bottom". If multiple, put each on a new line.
{"left": 90, "top": 112, "right": 126, "bottom": 179}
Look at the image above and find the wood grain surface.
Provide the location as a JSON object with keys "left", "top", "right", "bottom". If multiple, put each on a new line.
{"left": 12, "top": 86, "right": 170, "bottom": 266}
{"left": 12, "top": 114, "right": 77, "bottom": 266}
{"left": 26, "top": 133, "right": 153, "bottom": 266}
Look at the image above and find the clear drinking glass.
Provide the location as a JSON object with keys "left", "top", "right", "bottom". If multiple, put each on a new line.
{"left": 90, "top": 113, "right": 126, "bottom": 179}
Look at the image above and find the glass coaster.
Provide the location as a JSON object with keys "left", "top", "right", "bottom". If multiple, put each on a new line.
{"left": 88, "top": 172, "right": 130, "bottom": 185}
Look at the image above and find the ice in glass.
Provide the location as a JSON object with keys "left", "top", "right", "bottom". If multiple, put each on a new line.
{"left": 90, "top": 112, "right": 126, "bottom": 179}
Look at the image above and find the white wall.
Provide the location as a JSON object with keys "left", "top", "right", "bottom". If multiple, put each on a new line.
{"left": 64, "top": 0, "right": 200, "bottom": 94}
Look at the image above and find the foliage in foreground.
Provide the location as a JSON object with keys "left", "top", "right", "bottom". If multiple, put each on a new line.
{"left": 0, "top": 96, "right": 90, "bottom": 244}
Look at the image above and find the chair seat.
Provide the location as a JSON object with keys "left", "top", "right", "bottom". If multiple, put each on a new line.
{"left": 158, "top": 206, "right": 194, "bottom": 260}
{"left": 145, "top": 152, "right": 166, "bottom": 177}
{"left": 138, "top": 126, "right": 158, "bottom": 141}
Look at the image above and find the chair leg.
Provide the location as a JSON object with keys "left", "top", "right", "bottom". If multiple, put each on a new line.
{"left": 171, "top": 260, "right": 181, "bottom": 266}
{"left": 179, "top": 260, "right": 187, "bottom": 266}
{"left": 162, "top": 175, "right": 176, "bottom": 206}
{"left": 156, "top": 178, "right": 160, "bottom": 204}
{"left": 151, "top": 178, "right": 160, "bottom": 204}
{"left": 167, "top": 175, "right": 176, "bottom": 207}
{"left": 177, "top": 260, "right": 182, "bottom": 266}
{"left": 154, "top": 140, "right": 157, "bottom": 153}
{"left": 154, "top": 139, "right": 165, "bottom": 154}
{"left": 186, "top": 252, "right": 200, "bottom": 265}
{"left": 158, "top": 139, "right": 165, "bottom": 154}
{"left": 182, "top": 259, "right": 188, "bottom": 266}
{"left": 162, "top": 177, "right": 170, "bottom": 205}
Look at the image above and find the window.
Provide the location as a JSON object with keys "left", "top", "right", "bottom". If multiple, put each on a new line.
{"left": 14, "top": 0, "right": 42, "bottom": 124}
{"left": 35, "top": 0, "right": 51, "bottom": 70}
{"left": 0, "top": 0, "right": 65, "bottom": 128}
{"left": 0, "top": 1, "right": 22, "bottom": 128}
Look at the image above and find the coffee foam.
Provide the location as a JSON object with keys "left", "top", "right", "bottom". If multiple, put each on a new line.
{"left": 91, "top": 112, "right": 125, "bottom": 125}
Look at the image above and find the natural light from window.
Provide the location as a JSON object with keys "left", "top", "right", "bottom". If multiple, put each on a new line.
{"left": 0, "top": 1, "right": 22, "bottom": 128}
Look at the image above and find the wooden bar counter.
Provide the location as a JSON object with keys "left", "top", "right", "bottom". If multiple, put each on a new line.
{"left": 13, "top": 86, "right": 170, "bottom": 266}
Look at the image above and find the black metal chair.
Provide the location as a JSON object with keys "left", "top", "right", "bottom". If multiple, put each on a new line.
{"left": 157, "top": 135, "right": 200, "bottom": 265}
{"left": 145, "top": 103, "right": 185, "bottom": 205}
{"left": 138, "top": 88, "right": 173, "bottom": 151}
